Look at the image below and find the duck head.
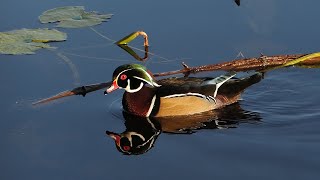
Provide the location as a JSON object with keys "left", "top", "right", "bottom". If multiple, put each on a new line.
{"left": 105, "top": 64, "right": 160, "bottom": 94}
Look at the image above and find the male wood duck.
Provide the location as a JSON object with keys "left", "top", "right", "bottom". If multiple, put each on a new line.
{"left": 105, "top": 64, "right": 262, "bottom": 117}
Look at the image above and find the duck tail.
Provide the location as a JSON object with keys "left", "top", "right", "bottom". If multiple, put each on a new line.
{"left": 226, "top": 72, "right": 263, "bottom": 93}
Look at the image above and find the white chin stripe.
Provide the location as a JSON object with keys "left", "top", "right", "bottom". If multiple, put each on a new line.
{"left": 125, "top": 79, "right": 144, "bottom": 93}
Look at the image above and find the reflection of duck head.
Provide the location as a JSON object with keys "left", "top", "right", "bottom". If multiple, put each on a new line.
{"left": 106, "top": 112, "right": 161, "bottom": 155}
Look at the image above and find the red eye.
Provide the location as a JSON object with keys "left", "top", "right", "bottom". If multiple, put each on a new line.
{"left": 120, "top": 74, "right": 127, "bottom": 80}
{"left": 123, "top": 146, "right": 130, "bottom": 151}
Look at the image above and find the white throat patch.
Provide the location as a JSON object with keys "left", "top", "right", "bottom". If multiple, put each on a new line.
{"left": 125, "top": 79, "right": 144, "bottom": 93}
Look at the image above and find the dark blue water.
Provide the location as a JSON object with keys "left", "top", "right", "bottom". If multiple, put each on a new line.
{"left": 1, "top": 0, "right": 320, "bottom": 179}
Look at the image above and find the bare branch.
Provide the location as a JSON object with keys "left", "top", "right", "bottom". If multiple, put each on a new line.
{"left": 153, "top": 53, "right": 320, "bottom": 77}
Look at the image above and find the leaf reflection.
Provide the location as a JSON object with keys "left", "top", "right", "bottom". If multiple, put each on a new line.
{"left": 105, "top": 103, "right": 261, "bottom": 155}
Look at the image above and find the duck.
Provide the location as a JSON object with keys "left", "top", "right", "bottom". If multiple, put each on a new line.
{"left": 105, "top": 64, "right": 262, "bottom": 117}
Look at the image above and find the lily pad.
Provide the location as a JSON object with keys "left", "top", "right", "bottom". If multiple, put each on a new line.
{"left": 0, "top": 28, "right": 67, "bottom": 55}
{"left": 39, "top": 6, "right": 113, "bottom": 28}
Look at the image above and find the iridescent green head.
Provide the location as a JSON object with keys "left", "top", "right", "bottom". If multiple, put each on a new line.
{"left": 105, "top": 64, "right": 160, "bottom": 94}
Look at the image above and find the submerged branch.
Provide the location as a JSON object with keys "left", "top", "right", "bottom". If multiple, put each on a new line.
{"left": 153, "top": 53, "right": 320, "bottom": 77}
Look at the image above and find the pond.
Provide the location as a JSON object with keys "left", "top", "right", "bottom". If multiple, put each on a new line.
{"left": 1, "top": 0, "right": 320, "bottom": 179}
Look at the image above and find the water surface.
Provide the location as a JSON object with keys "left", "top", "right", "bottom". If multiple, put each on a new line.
{"left": 1, "top": 0, "right": 320, "bottom": 179}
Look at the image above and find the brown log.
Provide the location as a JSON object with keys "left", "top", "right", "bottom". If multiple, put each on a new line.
{"left": 153, "top": 53, "right": 320, "bottom": 77}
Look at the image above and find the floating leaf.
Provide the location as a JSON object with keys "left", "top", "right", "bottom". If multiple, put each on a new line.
{"left": 116, "top": 31, "right": 149, "bottom": 46}
{"left": 39, "top": 6, "right": 113, "bottom": 28}
{"left": 0, "top": 28, "right": 67, "bottom": 55}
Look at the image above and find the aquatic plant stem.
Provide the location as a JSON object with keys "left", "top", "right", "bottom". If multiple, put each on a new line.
{"left": 116, "top": 31, "right": 149, "bottom": 46}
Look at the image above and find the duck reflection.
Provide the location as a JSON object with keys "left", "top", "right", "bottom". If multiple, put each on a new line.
{"left": 106, "top": 103, "right": 261, "bottom": 155}
{"left": 106, "top": 113, "right": 161, "bottom": 155}
{"left": 157, "top": 102, "right": 261, "bottom": 133}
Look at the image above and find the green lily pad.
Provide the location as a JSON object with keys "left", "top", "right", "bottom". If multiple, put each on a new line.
{"left": 39, "top": 6, "right": 113, "bottom": 28}
{"left": 0, "top": 28, "right": 67, "bottom": 55}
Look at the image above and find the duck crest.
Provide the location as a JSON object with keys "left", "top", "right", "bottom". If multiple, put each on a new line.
{"left": 122, "top": 85, "right": 157, "bottom": 117}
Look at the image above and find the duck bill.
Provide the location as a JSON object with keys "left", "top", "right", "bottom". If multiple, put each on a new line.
{"left": 104, "top": 80, "right": 119, "bottom": 94}
{"left": 106, "top": 131, "right": 121, "bottom": 147}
